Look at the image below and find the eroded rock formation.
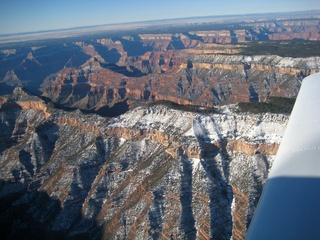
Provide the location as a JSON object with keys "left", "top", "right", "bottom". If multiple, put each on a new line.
{"left": 1, "top": 15, "right": 320, "bottom": 111}
{"left": 0, "top": 90, "right": 288, "bottom": 239}
{"left": 0, "top": 13, "right": 318, "bottom": 239}
{"left": 39, "top": 53, "right": 319, "bottom": 112}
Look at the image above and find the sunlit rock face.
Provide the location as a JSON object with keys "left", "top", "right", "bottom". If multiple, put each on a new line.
{"left": 39, "top": 52, "right": 320, "bottom": 113}
{"left": 1, "top": 16, "right": 320, "bottom": 111}
{"left": 0, "top": 90, "right": 288, "bottom": 239}
{"left": 1, "top": 15, "right": 315, "bottom": 239}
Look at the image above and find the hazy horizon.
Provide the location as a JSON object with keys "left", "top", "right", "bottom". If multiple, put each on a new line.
{"left": 1, "top": 0, "right": 320, "bottom": 35}
{"left": 1, "top": 10, "right": 317, "bottom": 37}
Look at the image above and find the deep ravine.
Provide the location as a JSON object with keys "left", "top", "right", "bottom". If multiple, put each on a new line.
{"left": 0, "top": 89, "right": 288, "bottom": 239}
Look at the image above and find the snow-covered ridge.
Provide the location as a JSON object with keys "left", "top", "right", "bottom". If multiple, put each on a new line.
{"left": 192, "top": 54, "right": 320, "bottom": 70}
{"left": 0, "top": 97, "right": 289, "bottom": 239}
{"left": 109, "top": 105, "right": 288, "bottom": 146}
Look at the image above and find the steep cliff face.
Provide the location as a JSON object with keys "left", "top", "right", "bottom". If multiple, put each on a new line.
{"left": 186, "top": 19, "right": 320, "bottom": 43}
{"left": 0, "top": 90, "right": 288, "bottom": 239}
{"left": 1, "top": 15, "right": 320, "bottom": 110}
{"left": 40, "top": 53, "right": 319, "bottom": 111}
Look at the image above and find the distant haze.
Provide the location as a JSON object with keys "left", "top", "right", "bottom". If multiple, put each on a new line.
{"left": 1, "top": 0, "right": 320, "bottom": 35}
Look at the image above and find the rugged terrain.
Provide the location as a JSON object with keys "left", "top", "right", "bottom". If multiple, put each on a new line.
{"left": 0, "top": 12, "right": 319, "bottom": 240}
{"left": 1, "top": 13, "right": 320, "bottom": 115}
{"left": 0, "top": 89, "right": 288, "bottom": 239}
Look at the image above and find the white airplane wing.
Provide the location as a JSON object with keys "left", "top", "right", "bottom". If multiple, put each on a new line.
{"left": 246, "top": 72, "right": 320, "bottom": 240}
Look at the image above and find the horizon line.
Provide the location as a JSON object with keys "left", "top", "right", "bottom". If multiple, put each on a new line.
{"left": 1, "top": 9, "right": 320, "bottom": 37}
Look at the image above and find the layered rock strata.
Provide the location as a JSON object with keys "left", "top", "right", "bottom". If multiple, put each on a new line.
{"left": 40, "top": 54, "right": 319, "bottom": 111}
{"left": 1, "top": 15, "right": 320, "bottom": 109}
{"left": 0, "top": 90, "right": 288, "bottom": 239}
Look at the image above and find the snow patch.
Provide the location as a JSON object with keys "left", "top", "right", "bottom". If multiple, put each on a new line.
{"left": 119, "top": 138, "right": 126, "bottom": 146}
{"left": 190, "top": 158, "right": 201, "bottom": 174}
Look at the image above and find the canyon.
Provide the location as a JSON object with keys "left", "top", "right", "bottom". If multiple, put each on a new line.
{"left": 0, "top": 11, "right": 319, "bottom": 240}
{"left": 0, "top": 89, "right": 288, "bottom": 239}
{"left": 1, "top": 13, "right": 320, "bottom": 115}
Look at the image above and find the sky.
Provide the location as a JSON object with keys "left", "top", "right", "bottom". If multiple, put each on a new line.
{"left": 1, "top": 0, "right": 320, "bottom": 35}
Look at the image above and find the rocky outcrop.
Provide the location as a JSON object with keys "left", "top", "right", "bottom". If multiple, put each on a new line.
{"left": 0, "top": 91, "right": 288, "bottom": 239}
{"left": 189, "top": 30, "right": 233, "bottom": 44}
{"left": 40, "top": 53, "right": 319, "bottom": 111}
{"left": 16, "top": 101, "right": 50, "bottom": 118}
{"left": 228, "top": 140, "right": 279, "bottom": 155}
{"left": 1, "top": 14, "right": 320, "bottom": 110}
{"left": 266, "top": 20, "right": 320, "bottom": 41}
{"left": 1, "top": 70, "right": 22, "bottom": 87}
{"left": 0, "top": 13, "right": 318, "bottom": 239}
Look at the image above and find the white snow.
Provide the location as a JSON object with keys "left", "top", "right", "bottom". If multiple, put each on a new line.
{"left": 119, "top": 138, "right": 127, "bottom": 146}
{"left": 108, "top": 104, "right": 288, "bottom": 152}
{"left": 190, "top": 158, "right": 201, "bottom": 174}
